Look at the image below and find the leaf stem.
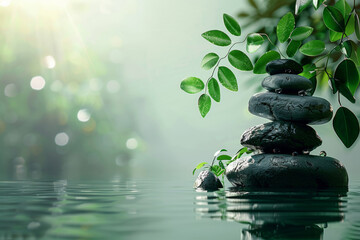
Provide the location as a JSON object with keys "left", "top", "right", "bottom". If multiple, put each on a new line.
{"left": 259, "top": 33, "right": 286, "bottom": 58}
{"left": 204, "top": 34, "right": 250, "bottom": 94}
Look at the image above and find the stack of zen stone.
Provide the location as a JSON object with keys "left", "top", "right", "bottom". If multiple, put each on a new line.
{"left": 226, "top": 59, "right": 348, "bottom": 189}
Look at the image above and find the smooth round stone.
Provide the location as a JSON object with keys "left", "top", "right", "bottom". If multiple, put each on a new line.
{"left": 194, "top": 170, "right": 223, "bottom": 191}
{"left": 262, "top": 74, "right": 312, "bottom": 93}
{"left": 241, "top": 121, "right": 322, "bottom": 153}
{"left": 226, "top": 154, "right": 348, "bottom": 189}
{"left": 248, "top": 92, "right": 333, "bottom": 125}
{"left": 266, "top": 59, "right": 303, "bottom": 75}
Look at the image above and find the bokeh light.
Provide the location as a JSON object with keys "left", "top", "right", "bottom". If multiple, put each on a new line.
{"left": 4, "top": 83, "right": 17, "bottom": 97}
{"left": 55, "top": 132, "right": 69, "bottom": 146}
{"left": 44, "top": 55, "right": 56, "bottom": 69}
{"left": 30, "top": 76, "right": 46, "bottom": 91}
{"left": 126, "top": 138, "right": 138, "bottom": 150}
{"left": 77, "top": 109, "right": 91, "bottom": 122}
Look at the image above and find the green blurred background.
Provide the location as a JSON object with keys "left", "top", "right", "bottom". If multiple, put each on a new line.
{"left": 0, "top": 0, "right": 359, "bottom": 182}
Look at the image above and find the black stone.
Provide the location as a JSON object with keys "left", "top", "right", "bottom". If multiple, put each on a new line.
{"left": 194, "top": 170, "right": 223, "bottom": 191}
{"left": 266, "top": 59, "right": 303, "bottom": 75}
{"left": 262, "top": 74, "right": 312, "bottom": 93}
{"left": 248, "top": 92, "right": 333, "bottom": 125}
{"left": 225, "top": 154, "right": 348, "bottom": 189}
{"left": 241, "top": 121, "right": 322, "bottom": 153}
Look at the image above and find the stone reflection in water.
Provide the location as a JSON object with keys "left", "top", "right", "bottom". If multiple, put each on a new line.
{"left": 195, "top": 189, "right": 347, "bottom": 240}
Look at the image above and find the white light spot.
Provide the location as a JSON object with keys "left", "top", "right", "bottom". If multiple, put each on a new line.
{"left": 106, "top": 80, "right": 120, "bottom": 93}
{"left": 44, "top": 55, "right": 56, "bottom": 69}
{"left": 51, "top": 80, "right": 63, "bottom": 92}
{"left": 77, "top": 109, "right": 91, "bottom": 122}
{"left": 4, "top": 83, "right": 17, "bottom": 97}
{"left": 126, "top": 138, "right": 138, "bottom": 150}
{"left": 55, "top": 132, "right": 69, "bottom": 146}
{"left": 0, "top": 0, "right": 11, "bottom": 7}
{"left": 30, "top": 76, "right": 46, "bottom": 90}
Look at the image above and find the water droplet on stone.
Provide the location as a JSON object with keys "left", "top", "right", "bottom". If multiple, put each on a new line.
{"left": 285, "top": 76, "right": 290, "bottom": 81}
{"left": 320, "top": 151, "right": 327, "bottom": 157}
{"left": 292, "top": 151, "right": 298, "bottom": 156}
{"left": 285, "top": 69, "right": 292, "bottom": 73}
{"left": 303, "top": 150, "right": 310, "bottom": 155}
{"left": 275, "top": 88, "right": 282, "bottom": 94}
{"left": 298, "top": 90, "right": 306, "bottom": 96}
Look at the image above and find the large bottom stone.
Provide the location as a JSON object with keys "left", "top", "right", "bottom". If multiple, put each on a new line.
{"left": 226, "top": 154, "right": 348, "bottom": 189}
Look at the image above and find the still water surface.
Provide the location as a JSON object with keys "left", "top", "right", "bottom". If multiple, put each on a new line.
{"left": 0, "top": 179, "right": 360, "bottom": 239}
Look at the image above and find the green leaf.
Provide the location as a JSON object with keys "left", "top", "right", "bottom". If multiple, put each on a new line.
{"left": 286, "top": 40, "right": 301, "bottom": 57}
{"left": 228, "top": 50, "right": 253, "bottom": 71}
{"left": 323, "top": 6, "right": 345, "bottom": 32}
{"left": 193, "top": 162, "right": 208, "bottom": 175}
{"left": 338, "top": 83, "right": 356, "bottom": 103}
{"left": 217, "top": 155, "right": 232, "bottom": 160}
{"left": 309, "top": 74, "right": 317, "bottom": 96}
{"left": 253, "top": 51, "right": 281, "bottom": 74}
{"left": 334, "top": 59, "right": 359, "bottom": 95}
{"left": 223, "top": 14, "right": 241, "bottom": 36}
{"left": 277, "top": 12, "right": 295, "bottom": 43}
{"left": 349, "top": 40, "right": 360, "bottom": 66}
{"left": 218, "top": 160, "right": 225, "bottom": 170}
{"left": 328, "top": 77, "right": 338, "bottom": 94}
{"left": 198, "top": 94, "right": 211, "bottom": 118}
{"left": 333, "top": 107, "right": 359, "bottom": 148}
{"left": 208, "top": 78, "right": 220, "bottom": 102}
{"left": 341, "top": 40, "right": 352, "bottom": 58}
{"left": 202, "top": 30, "right": 231, "bottom": 46}
{"left": 210, "top": 165, "right": 223, "bottom": 176}
{"left": 295, "top": 0, "right": 312, "bottom": 15}
{"left": 334, "top": 0, "right": 351, "bottom": 17}
{"left": 246, "top": 33, "right": 264, "bottom": 53}
{"left": 290, "top": 26, "right": 313, "bottom": 41}
{"left": 217, "top": 66, "right": 238, "bottom": 91}
{"left": 180, "top": 77, "right": 204, "bottom": 94}
{"left": 299, "top": 40, "right": 325, "bottom": 56}
{"left": 214, "top": 149, "right": 227, "bottom": 157}
{"left": 355, "top": 14, "right": 360, "bottom": 40}
{"left": 201, "top": 53, "right": 219, "bottom": 70}
{"left": 313, "top": 0, "right": 324, "bottom": 10}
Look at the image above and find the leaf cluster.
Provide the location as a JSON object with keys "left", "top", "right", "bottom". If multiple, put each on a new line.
{"left": 182, "top": 0, "right": 360, "bottom": 148}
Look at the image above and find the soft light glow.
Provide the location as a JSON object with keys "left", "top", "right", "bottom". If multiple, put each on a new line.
{"left": 55, "top": 132, "right": 69, "bottom": 146}
{"left": 126, "top": 138, "right": 138, "bottom": 150}
{"left": 4, "top": 83, "right": 17, "bottom": 97}
{"left": 30, "top": 76, "right": 46, "bottom": 90}
{"left": 0, "top": 0, "right": 11, "bottom": 7}
{"left": 50, "top": 80, "right": 63, "bottom": 92}
{"left": 44, "top": 55, "right": 56, "bottom": 69}
{"left": 77, "top": 109, "right": 91, "bottom": 122}
{"left": 106, "top": 80, "right": 120, "bottom": 93}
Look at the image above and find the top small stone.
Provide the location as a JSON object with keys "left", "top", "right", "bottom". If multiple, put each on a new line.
{"left": 266, "top": 59, "right": 303, "bottom": 75}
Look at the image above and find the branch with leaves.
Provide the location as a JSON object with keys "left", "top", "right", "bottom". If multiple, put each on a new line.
{"left": 181, "top": 0, "right": 360, "bottom": 148}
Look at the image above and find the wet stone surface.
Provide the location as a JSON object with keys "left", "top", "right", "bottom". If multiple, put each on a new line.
{"left": 262, "top": 74, "right": 312, "bottom": 94}
{"left": 266, "top": 59, "right": 303, "bottom": 75}
{"left": 248, "top": 92, "right": 333, "bottom": 125}
{"left": 241, "top": 121, "right": 322, "bottom": 154}
{"left": 226, "top": 154, "right": 348, "bottom": 189}
{"left": 193, "top": 170, "right": 223, "bottom": 191}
